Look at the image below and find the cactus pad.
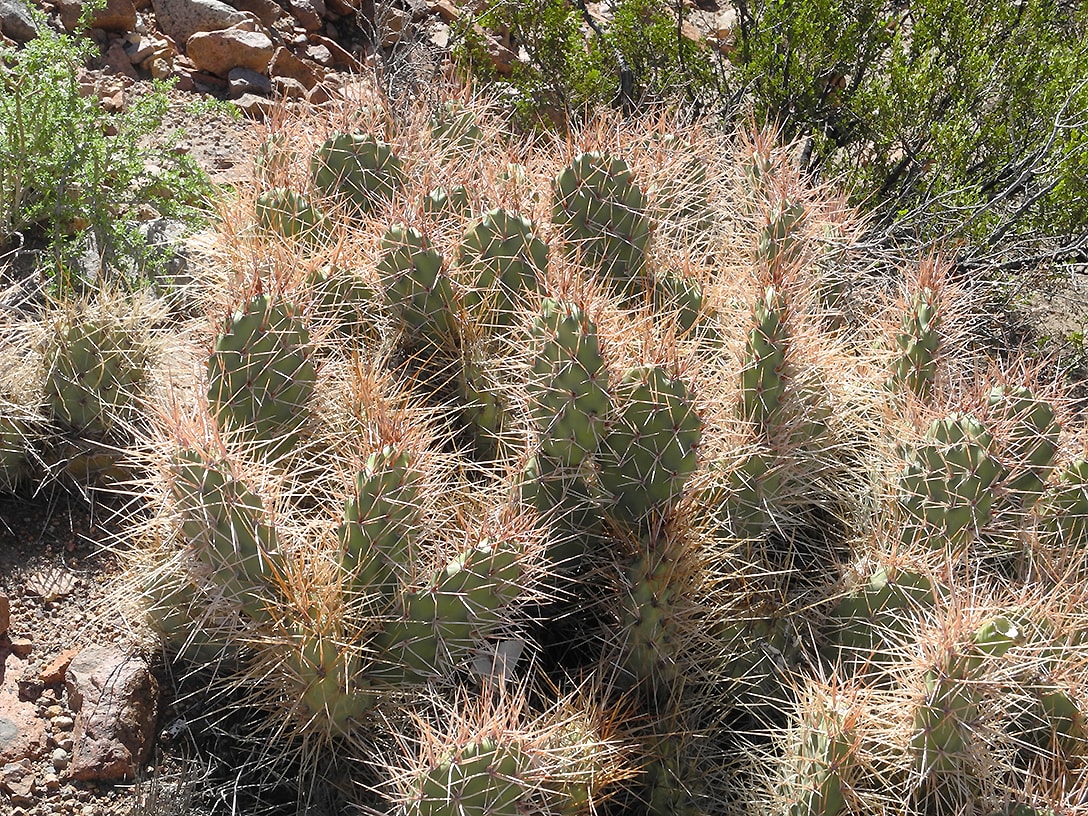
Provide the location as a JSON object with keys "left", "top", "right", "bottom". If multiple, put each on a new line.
{"left": 458, "top": 208, "right": 547, "bottom": 328}
{"left": 740, "top": 286, "right": 789, "bottom": 431}
{"left": 311, "top": 132, "right": 405, "bottom": 214}
{"left": 377, "top": 224, "right": 460, "bottom": 349}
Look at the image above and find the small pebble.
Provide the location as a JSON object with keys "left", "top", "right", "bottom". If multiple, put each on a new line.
{"left": 52, "top": 748, "right": 70, "bottom": 770}
{"left": 53, "top": 716, "right": 75, "bottom": 731}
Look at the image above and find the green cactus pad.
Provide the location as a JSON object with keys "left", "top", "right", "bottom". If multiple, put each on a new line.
{"left": 887, "top": 288, "right": 940, "bottom": 400}
{"left": 255, "top": 187, "right": 330, "bottom": 242}
{"left": 428, "top": 101, "right": 484, "bottom": 154}
{"left": 552, "top": 152, "right": 651, "bottom": 297}
{"left": 311, "top": 132, "right": 405, "bottom": 214}
{"left": 598, "top": 365, "right": 701, "bottom": 522}
{"left": 652, "top": 272, "right": 708, "bottom": 336}
{"left": 988, "top": 385, "right": 1060, "bottom": 505}
{"left": 377, "top": 224, "right": 460, "bottom": 349}
{"left": 424, "top": 185, "right": 473, "bottom": 220}
{"left": 1037, "top": 459, "right": 1088, "bottom": 549}
{"left": 289, "top": 625, "right": 376, "bottom": 731}
{"left": 207, "top": 294, "right": 317, "bottom": 458}
{"left": 617, "top": 552, "right": 685, "bottom": 691}
{"left": 409, "top": 739, "right": 527, "bottom": 816}
{"left": 757, "top": 200, "right": 806, "bottom": 271}
{"left": 740, "top": 286, "right": 789, "bottom": 432}
{"left": 170, "top": 450, "right": 282, "bottom": 624}
{"left": 458, "top": 352, "right": 506, "bottom": 458}
{"left": 458, "top": 208, "right": 547, "bottom": 329}
{"left": 898, "top": 414, "right": 1004, "bottom": 554}
{"left": 528, "top": 299, "right": 611, "bottom": 468}
{"left": 304, "top": 264, "right": 379, "bottom": 340}
{"left": 338, "top": 447, "right": 423, "bottom": 614}
{"left": 43, "top": 310, "right": 150, "bottom": 439}
{"left": 783, "top": 705, "right": 851, "bottom": 816}
{"left": 517, "top": 453, "right": 602, "bottom": 564}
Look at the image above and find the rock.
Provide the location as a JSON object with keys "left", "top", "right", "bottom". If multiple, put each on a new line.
{"left": 25, "top": 569, "right": 78, "bottom": 604}
{"left": 428, "top": 0, "right": 457, "bottom": 22}
{"left": 232, "top": 92, "right": 273, "bottom": 118}
{"left": 287, "top": 0, "right": 322, "bottom": 31}
{"left": 272, "top": 74, "right": 307, "bottom": 99}
{"left": 151, "top": 0, "right": 248, "bottom": 44}
{"left": 323, "top": 0, "right": 356, "bottom": 16}
{"left": 0, "top": 592, "right": 8, "bottom": 638}
{"left": 306, "top": 33, "right": 362, "bottom": 70}
{"left": 473, "top": 24, "right": 516, "bottom": 76}
{"left": 0, "top": 656, "right": 47, "bottom": 764}
{"left": 268, "top": 45, "right": 321, "bottom": 88}
{"left": 186, "top": 26, "right": 274, "bottom": 76}
{"left": 303, "top": 41, "right": 331, "bottom": 65}
{"left": 38, "top": 648, "right": 81, "bottom": 686}
{"left": 227, "top": 65, "right": 271, "bottom": 96}
{"left": 229, "top": 0, "right": 281, "bottom": 26}
{"left": 0, "top": 0, "right": 36, "bottom": 41}
{"left": 65, "top": 646, "right": 158, "bottom": 782}
{"left": 51, "top": 747, "right": 70, "bottom": 770}
{"left": 57, "top": 0, "right": 137, "bottom": 32}
{"left": 0, "top": 759, "right": 34, "bottom": 799}
{"left": 378, "top": 6, "right": 409, "bottom": 47}
{"left": 9, "top": 639, "right": 31, "bottom": 659}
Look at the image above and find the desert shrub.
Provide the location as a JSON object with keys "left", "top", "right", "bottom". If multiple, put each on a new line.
{"left": 0, "top": 26, "right": 213, "bottom": 292}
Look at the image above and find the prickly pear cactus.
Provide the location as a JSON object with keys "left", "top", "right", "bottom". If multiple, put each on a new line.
{"left": 712, "top": 451, "right": 784, "bottom": 541}
{"left": 528, "top": 299, "right": 610, "bottom": 468}
{"left": 169, "top": 450, "right": 283, "bottom": 624}
{"left": 377, "top": 224, "right": 460, "bottom": 350}
{"left": 887, "top": 288, "right": 940, "bottom": 400}
{"left": 303, "top": 264, "right": 379, "bottom": 340}
{"left": 781, "top": 693, "right": 852, "bottom": 816}
{"left": 757, "top": 200, "right": 806, "bottom": 271}
{"left": 897, "top": 414, "right": 1004, "bottom": 554}
{"left": 42, "top": 308, "right": 150, "bottom": 439}
{"left": 552, "top": 152, "right": 651, "bottom": 297}
{"left": 428, "top": 101, "right": 484, "bottom": 155}
{"left": 652, "top": 272, "right": 708, "bottom": 336}
{"left": 739, "top": 286, "right": 789, "bottom": 432}
{"left": 1037, "top": 459, "right": 1088, "bottom": 550}
{"left": 424, "top": 185, "right": 473, "bottom": 220}
{"left": 407, "top": 739, "right": 527, "bottom": 816}
{"left": 338, "top": 447, "right": 423, "bottom": 613}
{"left": 458, "top": 208, "right": 546, "bottom": 329}
{"left": 988, "top": 385, "right": 1060, "bottom": 507}
{"left": 255, "top": 188, "right": 330, "bottom": 242}
{"left": 597, "top": 365, "right": 701, "bottom": 523}
{"left": 458, "top": 350, "right": 507, "bottom": 458}
{"left": 207, "top": 294, "right": 317, "bottom": 458}
{"left": 0, "top": 398, "right": 37, "bottom": 491}
{"left": 312, "top": 132, "right": 406, "bottom": 214}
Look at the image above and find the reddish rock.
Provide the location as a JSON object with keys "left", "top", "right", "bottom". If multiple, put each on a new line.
{"left": 0, "top": 592, "right": 8, "bottom": 638}
{"left": 105, "top": 39, "right": 140, "bottom": 78}
{"left": 229, "top": 0, "right": 281, "bottom": 26}
{"left": 8, "top": 638, "right": 31, "bottom": 659}
{"left": 38, "top": 648, "right": 81, "bottom": 686}
{"left": 65, "top": 646, "right": 158, "bottom": 782}
{"left": 268, "top": 45, "right": 322, "bottom": 88}
{"left": 57, "top": 0, "right": 137, "bottom": 32}
{"left": 307, "top": 33, "right": 362, "bottom": 70}
{"left": 0, "top": 654, "right": 47, "bottom": 764}
{"left": 428, "top": 0, "right": 457, "bottom": 22}
{"left": 232, "top": 91, "right": 273, "bottom": 118}
{"left": 287, "top": 0, "right": 322, "bottom": 31}
{"left": 186, "top": 26, "right": 275, "bottom": 77}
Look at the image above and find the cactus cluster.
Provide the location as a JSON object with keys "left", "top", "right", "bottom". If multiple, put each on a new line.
{"left": 24, "top": 103, "right": 1077, "bottom": 816}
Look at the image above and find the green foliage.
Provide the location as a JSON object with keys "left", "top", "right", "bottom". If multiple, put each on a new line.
{"left": 0, "top": 27, "right": 212, "bottom": 290}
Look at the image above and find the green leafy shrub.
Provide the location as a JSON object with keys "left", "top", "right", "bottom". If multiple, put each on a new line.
{"left": 0, "top": 27, "right": 213, "bottom": 291}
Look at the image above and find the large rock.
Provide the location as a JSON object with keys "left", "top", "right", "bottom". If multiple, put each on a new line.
{"left": 65, "top": 646, "right": 158, "bottom": 782}
{"left": 57, "top": 0, "right": 138, "bottom": 32}
{"left": 151, "top": 0, "right": 248, "bottom": 44}
{"left": 287, "top": 0, "right": 323, "bottom": 31}
{"left": 268, "top": 45, "right": 322, "bottom": 88}
{"left": 0, "top": 653, "right": 47, "bottom": 764}
{"left": 0, "top": 0, "right": 37, "bottom": 41}
{"left": 186, "top": 26, "right": 274, "bottom": 76}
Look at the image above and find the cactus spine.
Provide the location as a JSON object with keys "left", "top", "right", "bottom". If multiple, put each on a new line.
{"left": 887, "top": 288, "right": 940, "bottom": 400}
{"left": 739, "top": 286, "right": 789, "bottom": 432}
{"left": 458, "top": 208, "right": 547, "bottom": 329}
{"left": 312, "top": 132, "right": 406, "bottom": 214}
{"left": 377, "top": 224, "right": 460, "bottom": 350}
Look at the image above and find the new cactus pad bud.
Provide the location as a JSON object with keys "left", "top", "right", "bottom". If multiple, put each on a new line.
{"left": 311, "top": 132, "right": 405, "bottom": 214}
{"left": 528, "top": 299, "right": 611, "bottom": 468}
{"left": 207, "top": 294, "right": 317, "bottom": 458}
{"left": 552, "top": 152, "right": 651, "bottom": 297}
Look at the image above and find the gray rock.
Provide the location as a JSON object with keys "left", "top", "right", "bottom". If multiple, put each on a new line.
{"left": 0, "top": 0, "right": 37, "bottom": 42}
{"left": 65, "top": 646, "right": 158, "bottom": 782}
{"left": 150, "top": 0, "right": 247, "bottom": 44}
{"left": 186, "top": 26, "right": 274, "bottom": 76}
{"left": 227, "top": 65, "right": 271, "bottom": 97}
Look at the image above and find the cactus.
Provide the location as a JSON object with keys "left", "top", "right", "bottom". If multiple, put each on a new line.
{"left": 652, "top": 272, "right": 709, "bottom": 336}
{"left": 372, "top": 539, "right": 526, "bottom": 685}
{"left": 823, "top": 568, "right": 940, "bottom": 677}
{"left": 712, "top": 451, "right": 784, "bottom": 540}
{"left": 42, "top": 304, "right": 151, "bottom": 440}
{"left": 898, "top": 414, "right": 1004, "bottom": 555}
{"left": 552, "top": 152, "right": 651, "bottom": 297}
{"left": 255, "top": 188, "right": 330, "bottom": 242}
{"left": 757, "top": 200, "right": 806, "bottom": 271}
{"left": 909, "top": 617, "right": 1021, "bottom": 810}
{"left": 458, "top": 350, "right": 507, "bottom": 458}
{"left": 1036, "top": 459, "right": 1088, "bottom": 550}
{"left": 458, "top": 208, "right": 547, "bottom": 329}
{"left": 739, "top": 286, "right": 789, "bottom": 432}
{"left": 887, "top": 288, "right": 940, "bottom": 400}
{"left": 528, "top": 299, "right": 611, "bottom": 469}
{"left": 517, "top": 453, "right": 602, "bottom": 565}
{"left": 781, "top": 692, "right": 853, "bottom": 816}
{"left": 0, "top": 399, "right": 37, "bottom": 491}
{"left": 428, "top": 101, "right": 484, "bottom": 154}
{"left": 207, "top": 294, "right": 317, "bottom": 458}
{"left": 338, "top": 447, "right": 424, "bottom": 615}
{"left": 407, "top": 738, "right": 528, "bottom": 816}
{"left": 988, "top": 385, "right": 1060, "bottom": 507}
{"left": 169, "top": 450, "right": 283, "bottom": 625}
{"left": 597, "top": 365, "right": 701, "bottom": 523}
{"left": 311, "top": 132, "right": 405, "bottom": 214}
{"left": 377, "top": 224, "right": 460, "bottom": 350}
{"left": 303, "top": 264, "right": 380, "bottom": 340}
{"left": 424, "top": 185, "right": 473, "bottom": 220}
